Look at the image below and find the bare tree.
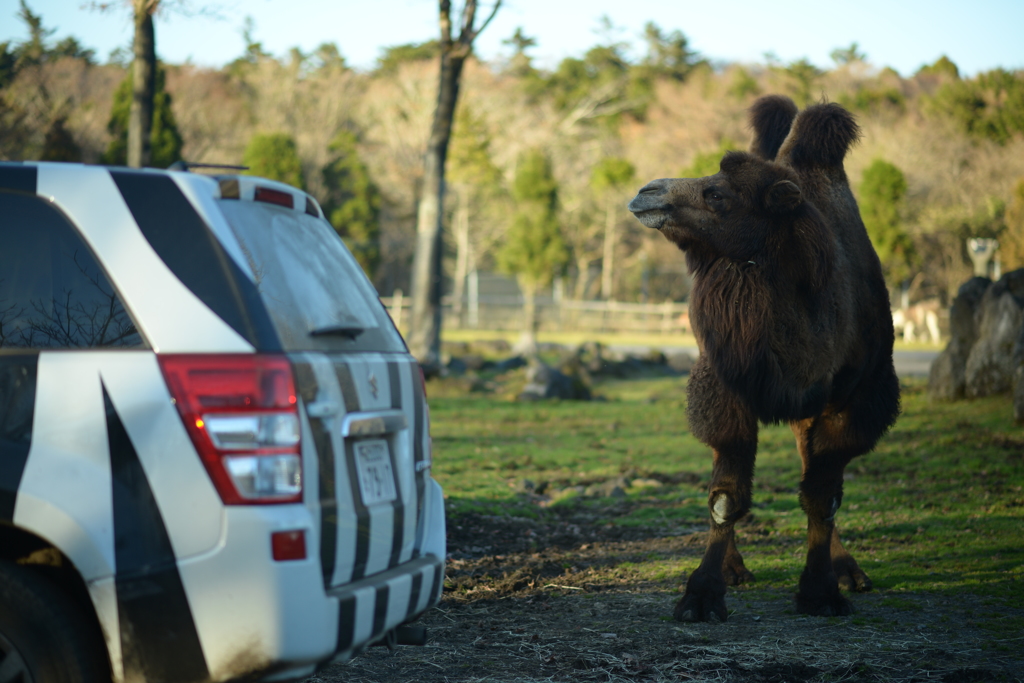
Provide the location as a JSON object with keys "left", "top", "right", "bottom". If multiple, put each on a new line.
{"left": 407, "top": 0, "right": 501, "bottom": 370}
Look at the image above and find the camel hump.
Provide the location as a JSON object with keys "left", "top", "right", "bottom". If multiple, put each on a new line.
{"left": 748, "top": 95, "right": 798, "bottom": 161}
{"left": 780, "top": 102, "right": 861, "bottom": 169}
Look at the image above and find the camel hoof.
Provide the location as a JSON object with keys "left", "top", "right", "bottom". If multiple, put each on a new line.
{"left": 674, "top": 581, "right": 728, "bottom": 623}
{"left": 723, "top": 564, "right": 755, "bottom": 587}
{"left": 834, "top": 558, "right": 873, "bottom": 592}
{"left": 837, "top": 572, "right": 872, "bottom": 592}
{"left": 794, "top": 592, "right": 854, "bottom": 617}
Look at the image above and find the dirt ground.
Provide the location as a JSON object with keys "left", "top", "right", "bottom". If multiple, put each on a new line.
{"left": 315, "top": 507, "right": 1024, "bottom": 683}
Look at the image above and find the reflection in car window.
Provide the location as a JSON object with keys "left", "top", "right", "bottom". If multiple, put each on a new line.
{"left": 0, "top": 191, "right": 143, "bottom": 349}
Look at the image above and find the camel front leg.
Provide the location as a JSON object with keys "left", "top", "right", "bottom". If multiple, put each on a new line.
{"left": 675, "top": 439, "right": 756, "bottom": 622}
{"left": 677, "top": 359, "right": 758, "bottom": 622}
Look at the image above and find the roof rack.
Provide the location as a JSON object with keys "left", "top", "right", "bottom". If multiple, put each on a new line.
{"left": 168, "top": 161, "right": 249, "bottom": 172}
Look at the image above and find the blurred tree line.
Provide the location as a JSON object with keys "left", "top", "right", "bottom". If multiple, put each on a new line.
{"left": 3, "top": 3, "right": 1024, "bottom": 309}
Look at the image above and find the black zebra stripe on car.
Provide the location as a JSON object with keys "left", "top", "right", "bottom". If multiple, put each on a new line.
{"left": 411, "top": 364, "right": 427, "bottom": 559}
{"left": 342, "top": 438, "right": 373, "bottom": 581}
{"left": 387, "top": 361, "right": 406, "bottom": 569}
{"left": 372, "top": 584, "right": 390, "bottom": 637}
{"left": 335, "top": 594, "right": 357, "bottom": 652}
{"left": 334, "top": 362, "right": 378, "bottom": 582}
{"left": 0, "top": 354, "right": 38, "bottom": 522}
{"left": 407, "top": 572, "right": 424, "bottom": 618}
{"left": 103, "top": 385, "right": 209, "bottom": 682}
{"left": 110, "top": 171, "right": 281, "bottom": 352}
{"left": 428, "top": 557, "right": 444, "bottom": 606}
{"left": 292, "top": 359, "right": 341, "bottom": 589}
{"left": 0, "top": 164, "right": 36, "bottom": 194}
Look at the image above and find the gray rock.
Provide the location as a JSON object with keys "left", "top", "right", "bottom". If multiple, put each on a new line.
{"left": 929, "top": 276, "right": 991, "bottom": 400}
{"left": 577, "top": 341, "right": 607, "bottom": 375}
{"left": 445, "top": 356, "right": 467, "bottom": 376}
{"left": 1015, "top": 366, "right": 1024, "bottom": 425}
{"left": 645, "top": 350, "right": 667, "bottom": 365}
{"left": 518, "top": 356, "right": 590, "bottom": 401}
{"left": 515, "top": 479, "right": 537, "bottom": 494}
{"left": 461, "top": 354, "right": 487, "bottom": 371}
{"left": 928, "top": 349, "right": 957, "bottom": 401}
{"left": 667, "top": 352, "right": 696, "bottom": 373}
{"left": 965, "top": 275, "right": 1024, "bottom": 397}
{"left": 584, "top": 481, "right": 628, "bottom": 498}
{"left": 493, "top": 355, "right": 527, "bottom": 373}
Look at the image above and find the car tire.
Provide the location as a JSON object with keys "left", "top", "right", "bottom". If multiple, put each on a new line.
{"left": 0, "top": 560, "right": 109, "bottom": 683}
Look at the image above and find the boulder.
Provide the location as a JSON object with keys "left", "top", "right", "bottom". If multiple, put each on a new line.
{"left": 444, "top": 355, "right": 467, "bottom": 376}
{"left": 492, "top": 355, "right": 527, "bottom": 373}
{"left": 1015, "top": 365, "right": 1024, "bottom": 425}
{"left": 928, "top": 276, "right": 991, "bottom": 400}
{"left": 461, "top": 354, "right": 487, "bottom": 371}
{"left": 965, "top": 270, "right": 1024, "bottom": 398}
{"left": 518, "top": 356, "right": 590, "bottom": 401}
{"left": 667, "top": 351, "right": 696, "bottom": 374}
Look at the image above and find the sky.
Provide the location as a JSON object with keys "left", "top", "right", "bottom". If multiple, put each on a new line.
{"left": 1, "top": 0, "right": 1023, "bottom": 77}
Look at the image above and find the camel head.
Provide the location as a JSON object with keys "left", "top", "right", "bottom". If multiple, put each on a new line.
{"left": 627, "top": 151, "right": 807, "bottom": 263}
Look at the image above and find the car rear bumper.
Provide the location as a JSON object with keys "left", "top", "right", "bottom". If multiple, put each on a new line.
{"left": 91, "top": 477, "right": 446, "bottom": 683}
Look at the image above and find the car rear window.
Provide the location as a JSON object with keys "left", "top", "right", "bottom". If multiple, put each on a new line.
{"left": 0, "top": 191, "right": 143, "bottom": 350}
{"left": 215, "top": 200, "right": 405, "bottom": 353}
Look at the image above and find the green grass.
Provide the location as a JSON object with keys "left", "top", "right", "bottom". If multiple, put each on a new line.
{"left": 428, "top": 374, "right": 1024, "bottom": 614}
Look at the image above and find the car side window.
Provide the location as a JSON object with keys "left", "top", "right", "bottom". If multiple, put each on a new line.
{"left": 0, "top": 191, "right": 144, "bottom": 349}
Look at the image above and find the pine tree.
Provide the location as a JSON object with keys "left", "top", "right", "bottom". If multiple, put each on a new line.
{"left": 242, "top": 133, "right": 305, "bottom": 190}
{"left": 103, "top": 67, "right": 182, "bottom": 168}
{"left": 499, "top": 150, "right": 567, "bottom": 350}
{"left": 40, "top": 116, "right": 81, "bottom": 161}
{"left": 320, "top": 129, "right": 381, "bottom": 277}
{"left": 859, "top": 159, "right": 915, "bottom": 284}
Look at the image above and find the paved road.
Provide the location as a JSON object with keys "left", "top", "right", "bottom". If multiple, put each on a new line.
{"left": 892, "top": 350, "right": 939, "bottom": 377}
{"left": 610, "top": 345, "right": 939, "bottom": 378}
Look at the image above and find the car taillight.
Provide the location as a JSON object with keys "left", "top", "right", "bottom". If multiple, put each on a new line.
{"left": 253, "top": 186, "right": 294, "bottom": 209}
{"left": 158, "top": 354, "right": 302, "bottom": 505}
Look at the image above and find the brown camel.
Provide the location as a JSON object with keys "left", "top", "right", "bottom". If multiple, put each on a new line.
{"left": 627, "top": 95, "right": 900, "bottom": 620}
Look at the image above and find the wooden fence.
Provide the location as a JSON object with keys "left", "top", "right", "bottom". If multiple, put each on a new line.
{"left": 380, "top": 291, "right": 690, "bottom": 335}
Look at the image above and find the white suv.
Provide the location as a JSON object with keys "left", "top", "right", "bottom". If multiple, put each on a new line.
{"left": 0, "top": 162, "right": 445, "bottom": 682}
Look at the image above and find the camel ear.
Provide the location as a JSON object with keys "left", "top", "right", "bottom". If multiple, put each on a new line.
{"left": 765, "top": 180, "right": 802, "bottom": 213}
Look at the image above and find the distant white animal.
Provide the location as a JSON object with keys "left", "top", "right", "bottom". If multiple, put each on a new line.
{"left": 892, "top": 300, "right": 941, "bottom": 343}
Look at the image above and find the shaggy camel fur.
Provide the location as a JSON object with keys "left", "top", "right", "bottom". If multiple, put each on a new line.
{"left": 628, "top": 96, "right": 900, "bottom": 620}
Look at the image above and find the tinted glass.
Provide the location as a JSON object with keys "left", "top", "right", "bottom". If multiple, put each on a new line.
{"left": 0, "top": 191, "right": 143, "bottom": 349}
{"left": 216, "top": 200, "right": 405, "bottom": 353}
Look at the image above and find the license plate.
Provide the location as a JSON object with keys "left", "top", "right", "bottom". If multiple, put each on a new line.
{"left": 353, "top": 439, "right": 397, "bottom": 506}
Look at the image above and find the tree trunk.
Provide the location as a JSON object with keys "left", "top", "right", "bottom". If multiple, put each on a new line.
{"left": 451, "top": 189, "right": 471, "bottom": 324}
{"left": 407, "top": 47, "right": 466, "bottom": 369}
{"left": 573, "top": 255, "right": 590, "bottom": 301}
{"left": 407, "top": 0, "right": 500, "bottom": 370}
{"left": 127, "top": 4, "right": 155, "bottom": 169}
{"left": 517, "top": 278, "right": 538, "bottom": 354}
{"left": 601, "top": 194, "right": 616, "bottom": 300}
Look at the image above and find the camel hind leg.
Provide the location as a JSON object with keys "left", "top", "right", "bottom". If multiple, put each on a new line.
{"left": 831, "top": 526, "right": 872, "bottom": 592}
{"left": 791, "top": 365, "right": 899, "bottom": 616}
